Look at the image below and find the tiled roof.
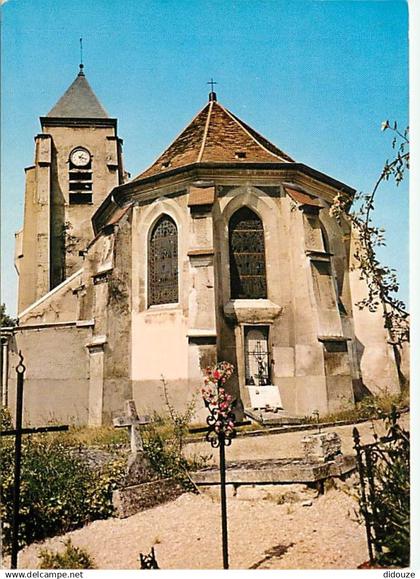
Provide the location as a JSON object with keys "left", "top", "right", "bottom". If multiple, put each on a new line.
{"left": 46, "top": 68, "right": 109, "bottom": 119}
{"left": 134, "top": 98, "right": 294, "bottom": 181}
{"left": 283, "top": 185, "right": 323, "bottom": 208}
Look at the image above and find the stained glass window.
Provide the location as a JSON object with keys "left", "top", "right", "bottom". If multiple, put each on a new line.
{"left": 148, "top": 215, "right": 178, "bottom": 306}
{"left": 229, "top": 207, "right": 267, "bottom": 299}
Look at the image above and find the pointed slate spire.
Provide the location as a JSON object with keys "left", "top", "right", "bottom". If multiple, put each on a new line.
{"left": 46, "top": 68, "right": 109, "bottom": 119}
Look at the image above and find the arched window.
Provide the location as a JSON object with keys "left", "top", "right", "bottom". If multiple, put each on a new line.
{"left": 229, "top": 207, "right": 267, "bottom": 299}
{"left": 148, "top": 215, "right": 178, "bottom": 306}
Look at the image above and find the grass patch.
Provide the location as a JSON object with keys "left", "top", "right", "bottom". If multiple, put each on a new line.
{"left": 38, "top": 539, "right": 96, "bottom": 569}
{"left": 59, "top": 425, "right": 127, "bottom": 447}
{"left": 309, "top": 390, "right": 409, "bottom": 425}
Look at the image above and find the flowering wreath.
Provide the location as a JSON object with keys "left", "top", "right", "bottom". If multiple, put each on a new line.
{"left": 201, "top": 362, "right": 236, "bottom": 446}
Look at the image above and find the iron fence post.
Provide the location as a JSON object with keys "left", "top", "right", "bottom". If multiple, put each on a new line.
{"left": 11, "top": 354, "right": 25, "bottom": 569}
{"left": 219, "top": 430, "right": 229, "bottom": 570}
{"left": 3, "top": 352, "right": 69, "bottom": 570}
{"left": 202, "top": 364, "right": 235, "bottom": 570}
{"left": 353, "top": 426, "right": 374, "bottom": 564}
{"left": 365, "top": 448, "right": 381, "bottom": 560}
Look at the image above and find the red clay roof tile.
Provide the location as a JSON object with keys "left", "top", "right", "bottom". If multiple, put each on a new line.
{"left": 134, "top": 100, "right": 294, "bottom": 181}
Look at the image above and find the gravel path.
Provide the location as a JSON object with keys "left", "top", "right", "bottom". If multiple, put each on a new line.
{"left": 13, "top": 487, "right": 367, "bottom": 570}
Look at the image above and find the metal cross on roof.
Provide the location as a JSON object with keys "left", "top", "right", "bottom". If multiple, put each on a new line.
{"left": 79, "top": 37, "right": 84, "bottom": 75}
{"left": 207, "top": 78, "right": 218, "bottom": 92}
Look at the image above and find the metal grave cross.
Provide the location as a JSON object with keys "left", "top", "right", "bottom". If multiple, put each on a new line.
{"left": 0, "top": 352, "right": 69, "bottom": 569}
{"left": 113, "top": 400, "right": 151, "bottom": 453}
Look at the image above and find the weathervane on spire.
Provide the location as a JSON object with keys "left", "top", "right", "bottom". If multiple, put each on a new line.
{"left": 207, "top": 78, "right": 218, "bottom": 102}
{"left": 79, "top": 37, "right": 85, "bottom": 75}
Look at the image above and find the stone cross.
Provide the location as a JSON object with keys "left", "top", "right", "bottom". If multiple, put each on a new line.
{"left": 113, "top": 400, "right": 151, "bottom": 453}
{"left": 113, "top": 400, "right": 154, "bottom": 486}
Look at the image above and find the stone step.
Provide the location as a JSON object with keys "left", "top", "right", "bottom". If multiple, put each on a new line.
{"left": 192, "top": 455, "right": 356, "bottom": 485}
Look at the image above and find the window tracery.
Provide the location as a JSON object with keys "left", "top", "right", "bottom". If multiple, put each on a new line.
{"left": 229, "top": 207, "right": 267, "bottom": 299}
{"left": 148, "top": 215, "right": 178, "bottom": 306}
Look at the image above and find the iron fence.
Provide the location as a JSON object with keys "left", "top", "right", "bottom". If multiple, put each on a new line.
{"left": 353, "top": 407, "right": 410, "bottom": 567}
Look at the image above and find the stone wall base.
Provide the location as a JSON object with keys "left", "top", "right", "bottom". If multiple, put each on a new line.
{"left": 112, "top": 478, "right": 185, "bottom": 518}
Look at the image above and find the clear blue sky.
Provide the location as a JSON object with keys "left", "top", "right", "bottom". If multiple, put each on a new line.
{"left": 1, "top": 0, "right": 408, "bottom": 316}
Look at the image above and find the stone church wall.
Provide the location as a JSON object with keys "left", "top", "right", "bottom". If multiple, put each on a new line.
{"left": 6, "top": 325, "right": 91, "bottom": 426}
{"left": 130, "top": 195, "right": 201, "bottom": 418}
{"left": 17, "top": 162, "right": 50, "bottom": 313}
{"left": 349, "top": 232, "right": 400, "bottom": 395}
{"left": 120, "top": 179, "right": 363, "bottom": 420}
{"left": 17, "top": 269, "right": 83, "bottom": 326}
{"left": 9, "top": 138, "right": 404, "bottom": 428}
{"left": 44, "top": 123, "right": 121, "bottom": 284}
{"left": 78, "top": 210, "right": 133, "bottom": 426}
{"left": 102, "top": 213, "right": 133, "bottom": 424}
{"left": 212, "top": 183, "right": 356, "bottom": 417}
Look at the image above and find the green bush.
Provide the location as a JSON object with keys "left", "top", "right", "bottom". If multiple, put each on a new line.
{"left": 0, "top": 423, "right": 125, "bottom": 553}
{"left": 138, "top": 377, "right": 209, "bottom": 489}
{"left": 374, "top": 443, "right": 410, "bottom": 566}
{"left": 38, "top": 539, "right": 96, "bottom": 569}
{"left": 142, "top": 418, "right": 208, "bottom": 490}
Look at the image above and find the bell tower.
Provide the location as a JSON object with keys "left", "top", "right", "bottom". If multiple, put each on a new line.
{"left": 15, "top": 65, "right": 125, "bottom": 313}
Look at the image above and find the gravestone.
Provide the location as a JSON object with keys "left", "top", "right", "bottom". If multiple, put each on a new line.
{"left": 113, "top": 400, "right": 154, "bottom": 485}
{"left": 113, "top": 400, "right": 185, "bottom": 518}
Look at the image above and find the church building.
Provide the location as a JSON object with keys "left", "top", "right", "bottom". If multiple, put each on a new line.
{"left": 2, "top": 66, "right": 403, "bottom": 426}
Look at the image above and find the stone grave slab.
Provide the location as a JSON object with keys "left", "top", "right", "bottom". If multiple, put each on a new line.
{"left": 113, "top": 478, "right": 185, "bottom": 519}
{"left": 245, "top": 408, "right": 305, "bottom": 426}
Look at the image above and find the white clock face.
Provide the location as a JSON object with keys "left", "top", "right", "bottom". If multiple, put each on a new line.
{"left": 70, "top": 148, "right": 91, "bottom": 167}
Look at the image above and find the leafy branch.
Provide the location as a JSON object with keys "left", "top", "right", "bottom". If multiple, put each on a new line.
{"left": 0, "top": 303, "right": 16, "bottom": 327}
{"left": 160, "top": 374, "right": 197, "bottom": 454}
{"left": 330, "top": 122, "right": 409, "bottom": 345}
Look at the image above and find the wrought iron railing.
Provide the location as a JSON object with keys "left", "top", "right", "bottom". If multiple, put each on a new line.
{"left": 353, "top": 407, "right": 410, "bottom": 567}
